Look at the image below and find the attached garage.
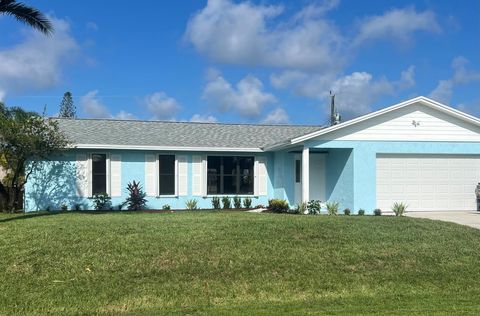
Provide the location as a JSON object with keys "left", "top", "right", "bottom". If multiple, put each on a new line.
{"left": 377, "top": 154, "right": 480, "bottom": 212}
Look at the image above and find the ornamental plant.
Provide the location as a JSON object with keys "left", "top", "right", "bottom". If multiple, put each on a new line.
{"left": 185, "top": 199, "right": 198, "bottom": 210}
{"left": 392, "top": 202, "right": 408, "bottom": 216}
{"left": 92, "top": 193, "right": 112, "bottom": 211}
{"left": 233, "top": 196, "right": 242, "bottom": 209}
{"left": 124, "top": 181, "right": 147, "bottom": 210}
{"left": 222, "top": 196, "right": 231, "bottom": 209}
{"left": 212, "top": 196, "right": 221, "bottom": 209}
{"left": 326, "top": 201, "right": 339, "bottom": 215}
{"left": 243, "top": 197, "right": 252, "bottom": 209}
{"left": 268, "top": 199, "right": 289, "bottom": 213}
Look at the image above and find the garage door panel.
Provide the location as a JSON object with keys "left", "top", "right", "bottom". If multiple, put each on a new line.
{"left": 377, "top": 155, "right": 480, "bottom": 212}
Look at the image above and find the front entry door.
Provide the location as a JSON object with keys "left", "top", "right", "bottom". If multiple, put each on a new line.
{"left": 294, "top": 154, "right": 302, "bottom": 205}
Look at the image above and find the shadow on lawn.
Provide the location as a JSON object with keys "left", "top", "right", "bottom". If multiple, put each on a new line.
{"left": 0, "top": 211, "right": 63, "bottom": 223}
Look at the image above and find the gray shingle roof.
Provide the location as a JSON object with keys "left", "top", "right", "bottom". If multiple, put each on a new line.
{"left": 54, "top": 118, "right": 324, "bottom": 150}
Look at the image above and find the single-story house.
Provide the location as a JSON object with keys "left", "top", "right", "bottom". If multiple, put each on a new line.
{"left": 25, "top": 96, "right": 480, "bottom": 213}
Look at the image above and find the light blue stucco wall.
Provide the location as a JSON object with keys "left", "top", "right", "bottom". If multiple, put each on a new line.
{"left": 25, "top": 140, "right": 480, "bottom": 213}
{"left": 25, "top": 150, "right": 274, "bottom": 212}
{"left": 306, "top": 140, "right": 480, "bottom": 213}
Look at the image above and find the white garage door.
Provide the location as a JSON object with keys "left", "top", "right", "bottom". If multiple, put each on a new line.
{"left": 376, "top": 154, "right": 480, "bottom": 212}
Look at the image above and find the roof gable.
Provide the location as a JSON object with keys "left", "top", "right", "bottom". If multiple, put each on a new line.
{"left": 266, "top": 96, "right": 480, "bottom": 149}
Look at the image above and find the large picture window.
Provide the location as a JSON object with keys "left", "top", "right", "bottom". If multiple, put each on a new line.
{"left": 92, "top": 154, "right": 107, "bottom": 195}
{"left": 207, "top": 156, "right": 254, "bottom": 195}
{"left": 159, "top": 155, "right": 175, "bottom": 195}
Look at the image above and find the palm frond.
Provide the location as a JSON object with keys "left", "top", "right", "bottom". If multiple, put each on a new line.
{"left": 0, "top": 0, "right": 53, "bottom": 35}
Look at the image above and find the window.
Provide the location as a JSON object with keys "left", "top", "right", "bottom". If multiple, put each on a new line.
{"left": 295, "top": 159, "right": 301, "bottom": 183}
{"left": 92, "top": 154, "right": 107, "bottom": 195}
{"left": 207, "top": 156, "right": 254, "bottom": 195}
{"left": 159, "top": 155, "right": 175, "bottom": 195}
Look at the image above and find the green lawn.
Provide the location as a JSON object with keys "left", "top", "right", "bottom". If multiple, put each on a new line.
{"left": 1, "top": 211, "right": 480, "bottom": 315}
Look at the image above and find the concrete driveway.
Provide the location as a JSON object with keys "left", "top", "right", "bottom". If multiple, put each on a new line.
{"left": 407, "top": 211, "right": 480, "bottom": 229}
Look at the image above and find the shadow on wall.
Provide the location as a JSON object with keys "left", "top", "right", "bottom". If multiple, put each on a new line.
{"left": 25, "top": 160, "right": 88, "bottom": 211}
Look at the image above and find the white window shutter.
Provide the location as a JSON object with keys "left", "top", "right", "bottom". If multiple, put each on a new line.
{"left": 177, "top": 155, "right": 188, "bottom": 196}
{"left": 255, "top": 156, "right": 268, "bottom": 196}
{"left": 192, "top": 155, "right": 203, "bottom": 196}
{"left": 202, "top": 157, "right": 207, "bottom": 196}
{"left": 76, "top": 154, "right": 88, "bottom": 197}
{"left": 110, "top": 154, "right": 122, "bottom": 197}
{"left": 145, "top": 154, "right": 157, "bottom": 196}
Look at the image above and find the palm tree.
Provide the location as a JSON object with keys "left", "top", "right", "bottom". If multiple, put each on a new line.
{"left": 0, "top": 0, "right": 53, "bottom": 35}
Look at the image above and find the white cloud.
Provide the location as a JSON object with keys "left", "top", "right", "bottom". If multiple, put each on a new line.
{"left": 203, "top": 72, "right": 277, "bottom": 118}
{"left": 353, "top": 7, "right": 440, "bottom": 46}
{"left": 80, "top": 90, "right": 137, "bottom": 119}
{"left": 80, "top": 90, "right": 111, "bottom": 118}
{"left": 262, "top": 108, "right": 289, "bottom": 124}
{"left": 185, "top": 0, "right": 344, "bottom": 70}
{"left": 271, "top": 66, "right": 415, "bottom": 119}
{"left": 86, "top": 21, "right": 98, "bottom": 31}
{"left": 0, "top": 17, "right": 79, "bottom": 98}
{"left": 115, "top": 110, "right": 137, "bottom": 120}
{"left": 429, "top": 80, "right": 454, "bottom": 104}
{"left": 190, "top": 114, "right": 218, "bottom": 123}
{"left": 144, "top": 92, "right": 181, "bottom": 120}
{"left": 330, "top": 72, "right": 395, "bottom": 118}
{"left": 429, "top": 56, "right": 480, "bottom": 104}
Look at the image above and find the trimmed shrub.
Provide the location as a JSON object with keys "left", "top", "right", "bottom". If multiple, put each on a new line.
{"left": 358, "top": 209, "right": 365, "bottom": 216}
{"left": 254, "top": 204, "right": 265, "bottom": 209}
{"left": 374, "top": 208, "right": 382, "bottom": 216}
{"left": 268, "top": 199, "right": 289, "bottom": 213}
{"left": 185, "top": 199, "right": 198, "bottom": 210}
{"left": 307, "top": 200, "right": 321, "bottom": 215}
{"left": 74, "top": 204, "right": 82, "bottom": 211}
{"left": 392, "top": 202, "right": 408, "bottom": 216}
{"left": 343, "top": 208, "right": 351, "bottom": 216}
{"left": 233, "top": 196, "right": 242, "bottom": 209}
{"left": 326, "top": 201, "right": 339, "bottom": 215}
{"left": 162, "top": 204, "right": 171, "bottom": 211}
{"left": 243, "top": 197, "right": 252, "bottom": 209}
{"left": 212, "top": 196, "right": 221, "bottom": 209}
{"left": 222, "top": 196, "right": 231, "bottom": 209}
{"left": 60, "top": 204, "right": 68, "bottom": 212}
{"left": 124, "top": 180, "right": 147, "bottom": 211}
{"left": 92, "top": 193, "right": 111, "bottom": 211}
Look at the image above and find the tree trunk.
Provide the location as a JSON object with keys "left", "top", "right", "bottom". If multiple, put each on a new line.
{"left": 0, "top": 182, "right": 9, "bottom": 212}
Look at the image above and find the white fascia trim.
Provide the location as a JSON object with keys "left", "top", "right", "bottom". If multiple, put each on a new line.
{"left": 75, "top": 144, "right": 264, "bottom": 152}
{"left": 289, "top": 96, "right": 480, "bottom": 145}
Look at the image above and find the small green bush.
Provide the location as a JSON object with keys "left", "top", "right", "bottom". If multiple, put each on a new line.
{"left": 326, "top": 201, "right": 339, "bottom": 215}
{"left": 74, "top": 204, "right": 82, "bottom": 211}
{"left": 92, "top": 193, "right": 111, "bottom": 211}
{"left": 392, "top": 202, "right": 408, "bottom": 216}
{"left": 374, "top": 208, "right": 382, "bottom": 216}
{"left": 211, "top": 196, "right": 221, "bottom": 209}
{"left": 343, "top": 208, "right": 351, "bottom": 216}
{"left": 243, "top": 197, "right": 252, "bottom": 209}
{"left": 233, "top": 196, "right": 242, "bottom": 209}
{"left": 292, "top": 202, "right": 307, "bottom": 214}
{"left": 268, "top": 199, "right": 289, "bottom": 213}
{"left": 254, "top": 204, "right": 265, "bottom": 209}
{"left": 358, "top": 209, "right": 365, "bottom": 216}
{"left": 307, "top": 200, "right": 321, "bottom": 215}
{"left": 162, "top": 204, "right": 171, "bottom": 211}
{"left": 185, "top": 199, "right": 198, "bottom": 210}
{"left": 222, "top": 196, "right": 231, "bottom": 209}
{"left": 60, "top": 204, "right": 68, "bottom": 212}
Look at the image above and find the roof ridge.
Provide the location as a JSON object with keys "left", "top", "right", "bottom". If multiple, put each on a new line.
{"left": 51, "top": 117, "right": 322, "bottom": 128}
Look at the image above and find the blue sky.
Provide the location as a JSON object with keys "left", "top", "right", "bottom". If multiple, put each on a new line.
{"left": 0, "top": 0, "right": 479, "bottom": 125}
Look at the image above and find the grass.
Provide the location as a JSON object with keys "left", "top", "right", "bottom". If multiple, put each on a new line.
{"left": 1, "top": 211, "right": 480, "bottom": 315}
